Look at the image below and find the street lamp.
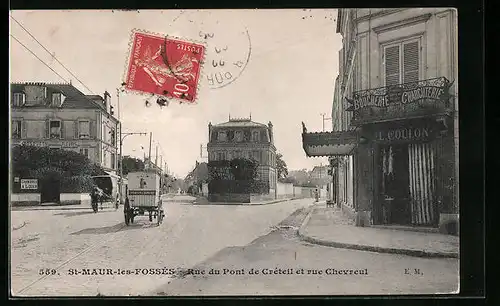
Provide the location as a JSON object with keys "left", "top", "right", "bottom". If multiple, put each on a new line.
{"left": 118, "top": 129, "right": 147, "bottom": 204}
{"left": 320, "top": 113, "right": 332, "bottom": 132}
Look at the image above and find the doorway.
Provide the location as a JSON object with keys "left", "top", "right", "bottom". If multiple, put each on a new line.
{"left": 379, "top": 144, "right": 411, "bottom": 225}
{"left": 40, "top": 176, "right": 60, "bottom": 203}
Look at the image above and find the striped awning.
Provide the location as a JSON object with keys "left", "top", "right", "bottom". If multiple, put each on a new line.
{"left": 302, "top": 130, "right": 358, "bottom": 157}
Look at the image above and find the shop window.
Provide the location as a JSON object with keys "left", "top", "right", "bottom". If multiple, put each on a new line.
{"left": 12, "top": 92, "right": 25, "bottom": 106}
{"left": 12, "top": 120, "right": 22, "bottom": 139}
{"left": 383, "top": 38, "right": 421, "bottom": 86}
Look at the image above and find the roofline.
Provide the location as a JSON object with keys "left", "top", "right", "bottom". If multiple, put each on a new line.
{"left": 11, "top": 82, "right": 119, "bottom": 122}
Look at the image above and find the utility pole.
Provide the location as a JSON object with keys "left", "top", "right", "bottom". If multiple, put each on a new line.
{"left": 119, "top": 130, "right": 147, "bottom": 204}
{"left": 155, "top": 145, "right": 159, "bottom": 169}
{"left": 148, "top": 132, "right": 153, "bottom": 169}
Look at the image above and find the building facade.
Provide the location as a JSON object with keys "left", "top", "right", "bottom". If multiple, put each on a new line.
{"left": 10, "top": 82, "right": 120, "bottom": 174}
{"left": 207, "top": 117, "right": 278, "bottom": 197}
{"left": 302, "top": 8, "right": 458, "bottom": 234}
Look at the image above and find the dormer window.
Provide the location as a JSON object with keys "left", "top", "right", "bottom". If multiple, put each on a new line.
{"left": 51, "top": 92, "right": 64, "bottom": 107}
{"left": 218, "top": 131, "right": 227, "bottom": 142}
{"left": 12, "top": 92, "right": 25, "bottom": 106}
{"left": 235, "top": 131, "right": 243, "bottom": 142}
{"left": 252, "top": 131, "right": 259, "bottom": 142}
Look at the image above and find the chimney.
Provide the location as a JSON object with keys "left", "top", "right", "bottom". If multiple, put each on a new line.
{"left": 103, "top": 91, "right": 111, "bottom": 111}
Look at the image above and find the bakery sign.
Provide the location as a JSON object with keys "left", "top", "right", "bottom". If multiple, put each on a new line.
{"left": 345, "top": 77, "right": 453, "bottom": 112}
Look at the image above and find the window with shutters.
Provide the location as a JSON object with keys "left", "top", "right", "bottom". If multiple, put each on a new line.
{"left": 383, "top": 38, "right": 421, "bottom": 86}
{"left": 79, "top": 121, "right": 90, "bottom": 139}
{"left": 110, "top": 129, "right": 116, "bottom": 146}
{"left": 49, "top": 120, "right": 61, "bottom": 139}
{"left": 12, "top": 93, "right": 25, "bottom": 106}
{"left": 12, "top": 120, "right": 22, "bottom": 139}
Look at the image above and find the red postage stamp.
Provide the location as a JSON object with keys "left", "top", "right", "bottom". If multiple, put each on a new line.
{"left": 124, "top": 30, "right": 206, "bottom": 103}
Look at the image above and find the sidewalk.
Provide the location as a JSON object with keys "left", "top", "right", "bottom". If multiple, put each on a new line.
{"left": 11, "top": 202, "right": 119, "bottom": 211}
{"left": 192, "top": 197, "right": 296, "bottom": 206}
{"left": 298, "top": 203, "right": 459, "bottom": 258}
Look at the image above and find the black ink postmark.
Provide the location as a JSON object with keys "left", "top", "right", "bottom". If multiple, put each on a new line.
{"left": 167, "top": 12, "right": 252, "bottom": 90}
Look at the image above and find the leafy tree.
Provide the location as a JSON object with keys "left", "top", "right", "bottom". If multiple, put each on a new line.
{"left": 12, "top": 145, "right": 106, "bottom": 177}
{"left": 276, "top": 153, "right": 288, "bottom": 179}
{"left": 119, "top": 156, "right": 145, "bottom": 176}
{"left": 11, "top": 145, "right": 107, "bottom": 193}
{"left": 280, "top": 176, "right": 298, "bottom": 184}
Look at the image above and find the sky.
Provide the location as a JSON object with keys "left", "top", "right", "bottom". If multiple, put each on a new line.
{"left": 10, "top": 9, "right": 342, "bottom": 178}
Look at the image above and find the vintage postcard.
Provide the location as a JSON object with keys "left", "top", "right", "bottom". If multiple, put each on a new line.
{"left": 9, "top": 9, "right": 459, "bottom": 297}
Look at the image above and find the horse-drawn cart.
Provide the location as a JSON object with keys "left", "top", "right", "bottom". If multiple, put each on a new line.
{"left": 124, "top": 171, "right": 164, "bottom": 226}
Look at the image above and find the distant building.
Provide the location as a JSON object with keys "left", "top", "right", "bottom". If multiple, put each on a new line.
{"left": 10, "top": 82, "right": 120, "bottom": 174}
{"left": 207, "top": 116, "right": 278, "bottom": 198}
{"left": 310, "top": 165, "right": 329, "bottom": 181}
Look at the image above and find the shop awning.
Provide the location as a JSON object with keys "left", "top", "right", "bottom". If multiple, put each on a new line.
{"left": 302, "top": 129, "right": 358, "bottom": 157}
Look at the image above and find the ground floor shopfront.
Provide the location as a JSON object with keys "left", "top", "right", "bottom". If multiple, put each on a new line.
{"left": 302, "top": 113, "right": 458, "bottom": 235}
{"left": 354, "top": 117, "right": 457, "bottom": 233}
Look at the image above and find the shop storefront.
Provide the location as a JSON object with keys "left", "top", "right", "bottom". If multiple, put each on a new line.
{"left": 302, "top": 77, "right": 457, "bottom": 231}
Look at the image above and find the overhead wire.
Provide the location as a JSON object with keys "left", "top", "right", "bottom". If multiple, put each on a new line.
{"left": 10, "top": 34, "right": 68, "bottom": 83}
{"left": 10, "top": 15, "right": 95, "bottom": 94}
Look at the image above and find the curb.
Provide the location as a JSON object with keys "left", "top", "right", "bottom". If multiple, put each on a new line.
{"left": 297, "top": 206, "right": 459, "bottom": 259}
{"left": 192, "top": 198, "right": 297, "bottom": 206}
{"left": 11, "top": 206, "right": 121, "bottom": 211}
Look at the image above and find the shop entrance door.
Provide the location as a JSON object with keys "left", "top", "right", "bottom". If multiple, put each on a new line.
{"left": 379, "top": 144, "right": 411, "bottom": 225}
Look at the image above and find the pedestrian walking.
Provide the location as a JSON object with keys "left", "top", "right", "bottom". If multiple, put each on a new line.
{"left": 90, "top": 187, "right": 99, "bottom": 213}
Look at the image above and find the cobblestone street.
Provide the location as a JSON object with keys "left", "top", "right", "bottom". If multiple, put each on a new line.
{"left": 10, "top": 197, "right": 315, "bottom": 296}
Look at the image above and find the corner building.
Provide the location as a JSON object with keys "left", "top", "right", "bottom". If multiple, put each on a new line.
{"left": 302, "top": 9, "right": 458, "bottom": 234}
{"left": 207, "top": 117, "right": 278, "bottom": 199}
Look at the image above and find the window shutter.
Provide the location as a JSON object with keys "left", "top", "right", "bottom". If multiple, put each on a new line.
{"left": 46, "top": 119, "right": 50, "bottom": 139}
{"left": 21, "top": 120, "right": 27, "bottom": 138}
{"left": 384, "top": 45, "right": 400, "bottom": 86}
{"left": 403, "top": 41, "right": 419, "bottom": 83}
{"left": 89, "top": 121, "right": 94, "bottom": 139}
{"left": 60, "top": 121, "right": 64, "bottom": 139}
{"left": 74, "top": 121, "right": 79, "bottom": 139}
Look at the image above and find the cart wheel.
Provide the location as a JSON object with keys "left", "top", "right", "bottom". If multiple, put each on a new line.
{"left": 149, "top": 212, "right": 153, "bottom": 222}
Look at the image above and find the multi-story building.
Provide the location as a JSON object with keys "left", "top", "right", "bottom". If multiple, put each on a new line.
{"left": 302, "top": 8, "right": 458, "bottom": 234}
{"left": 207, "top": 116, "right": 278, "bottom": 198}
{"left": 10, "top": 82, "right": 120, "bottom": 174}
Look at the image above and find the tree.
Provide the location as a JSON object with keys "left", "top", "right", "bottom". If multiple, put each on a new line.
{"left": 119, "top": 156, "right": 145, "bottom": 176}
{"left": 276, "top": 153, "right": 288, "bottom": 180}
{"left": 11, "top": 145, "right": 107, "bottom": 193}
